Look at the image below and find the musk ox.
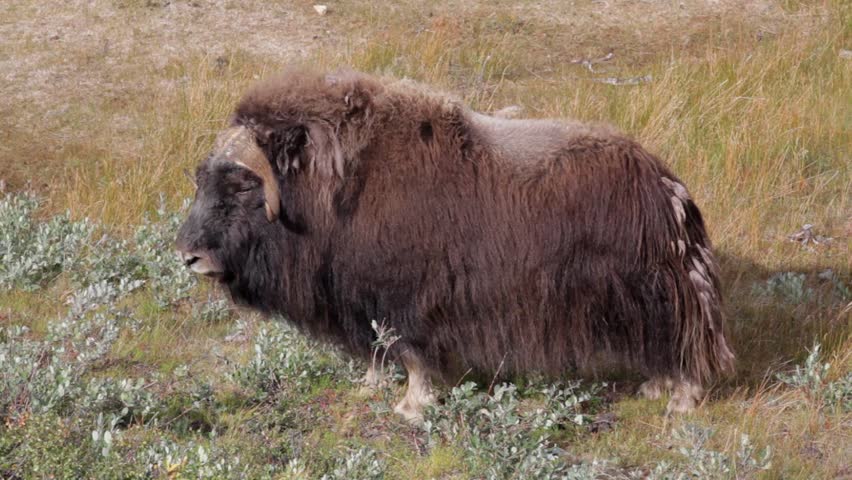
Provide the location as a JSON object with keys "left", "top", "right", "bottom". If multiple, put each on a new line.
{"left": 175, "top": 68, "right": 734, "bottom": 421}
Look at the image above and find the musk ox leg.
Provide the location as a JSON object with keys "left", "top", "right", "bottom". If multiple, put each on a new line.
{"left": 393, "top": 350, "right": 435, "bottom": 424}
{"left": 666, "top": 380, "right": 704, "bottom": 415}
{"left": 639, "top": 376, "right": 674, "bottom": 401}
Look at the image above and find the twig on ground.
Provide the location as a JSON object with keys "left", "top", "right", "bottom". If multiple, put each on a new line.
{"left": 487, "top": 352, "right": 508, "bottom": 396}
{"left": 571, "top": 52, "right": 615, "bottom": 72}
{"left": 592, "top": 74, "right": 652, "bottom": 86}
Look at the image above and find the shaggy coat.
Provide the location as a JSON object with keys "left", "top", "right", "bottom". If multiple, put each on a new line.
{"left": 176, "top": 68, "right": 735, "bottom": 393}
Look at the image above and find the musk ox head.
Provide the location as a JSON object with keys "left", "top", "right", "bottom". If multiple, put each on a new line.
{"left": 175, "top": 126, "right": 282, "bottom": 281}
{"left": 175, "top": 69, "right": 381, "bottom": 288}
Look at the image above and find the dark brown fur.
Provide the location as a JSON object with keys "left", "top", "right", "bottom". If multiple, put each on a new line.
{"left": 178, "top": 68, "right": 735, "bottom": 389}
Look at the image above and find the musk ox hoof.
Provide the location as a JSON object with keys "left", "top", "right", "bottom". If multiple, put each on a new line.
{"left": 393, "top": 390, "right": 435, "bottom": 425}
{"left": 393, "top": 398, "right": 421, "bottom": 424}
{"left": 665, "top": 381, "right": 704, "bottom": 415}
{"left": 640, "top": 377, "right": 704, "bottom": 415}
{"left": 639, "top": 376, "right": 675, "bottom": 400}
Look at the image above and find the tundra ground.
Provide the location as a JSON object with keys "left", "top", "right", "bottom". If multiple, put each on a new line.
{"left": 0, "top": 0, "right": 849, "bottom": 478}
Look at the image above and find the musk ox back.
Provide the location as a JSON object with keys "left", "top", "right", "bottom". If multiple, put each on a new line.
{"left": 176, "top": 68, "right": 734, "bottom": 421}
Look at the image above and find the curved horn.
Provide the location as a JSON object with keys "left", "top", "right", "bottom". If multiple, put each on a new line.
{"left": 214, "top": 126, "right": 280, "bottom": 222}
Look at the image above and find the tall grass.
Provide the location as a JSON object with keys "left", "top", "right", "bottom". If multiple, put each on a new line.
{"left": 62, "top": 53, "right": 270, "bottom": 226}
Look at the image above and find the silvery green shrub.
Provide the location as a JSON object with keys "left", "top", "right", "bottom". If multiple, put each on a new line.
{"left": 72, "top": 196, "right": 197, "bottom": 308}
{"left": 668, "top": 424, "right": 771, "bottom": 479}
{"left": 0, "top": 191, "right": 198, "bottom": 309}
{"left": 423, "top": 381, "right": 602, "bottom": 480}
{"left": 132, "top": 196, "right": 197, "bottom": 307}
{"left": 81, "top": 377, "right": 158, "bottom": 424}
{"left": 823, "top": 373, "right": 852, "bottom": 413}
{"left": 0, "top": 192, "right": 93, "bottom": 290}
{"left": 0, "top": 306, "right": 147, "bottom": 419}
{"left": 141, "top": 439, "right": 248, "bottom": 479}
{"left": 230, "top": 320, "right": 353, "bottom": 401}
{"left": 753, "top": 272, "right": 813, "bottom": 304}
{"left": 777, "top": 343, "right": 851, "bottom": 412}
{"left": 0, "top": 305, "right": 109, "bottom": 417}
{"left": 193, "top": 295, "right": 232, "bottom": 323}
{"left": 321, "top": 446, "right": 386, "bottom": 480}
{"left": 282, "top": 458, "right": 311, "bottom": 479}
{"left": 1, "top": 323, "right": 96, "bottom": 417}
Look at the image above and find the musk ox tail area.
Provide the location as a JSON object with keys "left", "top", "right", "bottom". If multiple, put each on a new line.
{"left": 659, "top": 174, "right": 735, "bottom": 385}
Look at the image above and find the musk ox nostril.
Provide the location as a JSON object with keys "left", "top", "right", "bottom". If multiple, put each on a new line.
{"left": 177, "top": 250, "right": 200, "bottom": 268}
{"left": 176, "top": 250, "right": 221, "bottom": 276}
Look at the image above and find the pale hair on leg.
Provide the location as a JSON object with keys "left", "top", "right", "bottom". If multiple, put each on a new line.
{"left": 667, "top": 380, "right": 704, "bottom": 415}
{"left": 393, "top": 350, "right": 435, "bottom": 424}
{"left": 639, "top": 376, "right": 674, "bottom": 401}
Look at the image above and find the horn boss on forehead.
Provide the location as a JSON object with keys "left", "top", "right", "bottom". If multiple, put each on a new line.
{"left": 213, "top": 126, "right": 280, "bottom": 222}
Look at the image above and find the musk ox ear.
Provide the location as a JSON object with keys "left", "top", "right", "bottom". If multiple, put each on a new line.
{"left": 325, "top": 71, "right": 377, "bottom": 124}
{"left": 260, "top": 122, "right": 343, "bottom": 179}
{"left": 305, "top": 122, "right": 345, "bottom": 178}
{"left": 295, "top": 71, "right": 380, "bottom": 178}
{"left": 266, "top": 126, "right": 308, "bottom": 176}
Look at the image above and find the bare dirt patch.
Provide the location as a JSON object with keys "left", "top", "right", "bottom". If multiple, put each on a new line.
{"left": 0, "top": 0, "right": 326, "bottom": 191}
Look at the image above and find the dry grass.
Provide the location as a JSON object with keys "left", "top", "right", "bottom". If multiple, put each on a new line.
{"left": 61, "top": 54, "right": 269, "bottom": 226}
{"left": 1, "top": 0, "right": 850, "bottom": 478}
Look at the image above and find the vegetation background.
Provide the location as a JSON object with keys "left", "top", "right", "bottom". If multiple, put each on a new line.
{"left": 0, "top": 0, "right": 849, "bottom": 478}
